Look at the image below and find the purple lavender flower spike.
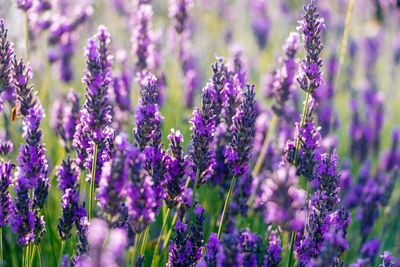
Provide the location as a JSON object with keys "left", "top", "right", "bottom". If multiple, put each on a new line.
{"left": 57, "top": 157, "right": 81, "bottom": 240}
{"left": 168, "top": 0, "right": 193, "bottom": 34}
{"left": 204, "top": 233, "right": 222, "bottom": 267}
{"left": 165, "top": 129, "right": 187, "bottom": 208}
{"left": 73, "top": 25, "right": 114, "bottom": 186}
{"left": 131, "top": 4, "right": 152, "bottom": 72}
{"left": 224, "top": 85, "right": 256, "bottom": 177}
{"left": 10, "top": 57, "right": 49, "bottom": 246}
{"left": 360, "top": 238, "right": 381, "bottom": 263}
{"left": 379, "top": 251, "right": 395, "bottom": 267}
{"left": 270, "top": 32, "right": 300, "bottom": 116}
{"left": 216, "top": 233, "right": 243, "bottom": 267}
{"left": 262, "top": 230, "right": 282, "bottom": 267}
{"left": 52, "top": 89, "right": 81, "bottom": 152}
{"left": 72, "top": 205, "right": 89, "bottom": 265}
{"left": 380, "top": 127, "right": 400, "bottom": 173}
{"left": 250, "top": 0, "right": 270, "bottom": 49}
{"left": 239, "top": 228, "right": 263, "bottom": 266}
{"left": 0, "top": 160, "right": 13, "bottom": 227}
{"left": 261, "top": 166, "right": 306, "bottom": 231}
{"left": 211, "top": 58, "right": 228, "bottom": 126}
{"left": 296, "top": 0, "right": 325, "bottom": 94}
{"left": 167, "top": 204, "right": 204, "bottom": 266}
{"left": 97, "top": 134, "right": 129, "bottom": 225}
{"left": 189, "top": 83, "right": 217, "bottom": 184}
{"left": 0, "top": 20, "right": 14, "bottom": 102}
{"left": 17, "top": 0, "right": 33, "bottom": 11}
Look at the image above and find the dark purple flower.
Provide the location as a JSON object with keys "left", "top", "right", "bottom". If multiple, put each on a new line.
{"left": 360, "top": 238, "right": 381, "bottom": 262}
{"left": 17, "top": 0, "right": 33, "bottom": 11}
{"left": 261, "top": 166, "right": 306, "bottom": 231}
{"left": 262, "top": 230, "right": 282, "bottom": 267}
{"left": 0, "top": 19, "right": 14, "bottom": 109}
{"left": 296, "top": 0, "right": 325, "bottom": 94}
{"left": 189, "top": 83, "right": 217, "bottom": 183}
{"left": 165, "top": 129, "right": 187, "bottom": 208}
{"left": 72, "top": 205, "right": 89, "bottom": 265}
{"left": 131, "top": 4, "right": 152, "bottom": 72}
{"left": 97, "top": 134, "right": 129, "bottom": 225}
{"left": 167, "top": 204, "right": 204, "bottom": 267}
{"left": 168, "top": 0, "right": 193, "bottom": 34}
{"left": 211, "top": 58, "right": 228, "bottom": 126}
{"left": 216, "top": 233, "right": 243, "bottom": 267}
{"left": 204, "top": 233, "right": 221, "bottom": 267}
{"left": 239, "top": 228, "right": 263, "bottom": 266}
{"left": 224, "top": 85, "right": 256, "bottom": 177}
{"left": 379, "top": 127, "right": 400, "bottom": 173}
{"left": 379, "top": 251, "right": 394, "bottom": 267}
{"left": 250, "top": 0, "right": 270, "bottom": 49}
{"left": 0, "top": 160, "right": 13, "bottom": 227}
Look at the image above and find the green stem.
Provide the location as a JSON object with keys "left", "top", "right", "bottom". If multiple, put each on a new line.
{"left": 23, "top": 247, "right": 26, "bottom": 267}
{"left": 151, "top": 207, "right": 171, "bottom": 267}
{"left": 37, "top": 244, "right": 44, "bottom": 267}
{"left": 293, "top": 91, "right": 311, "bottom": 166}
{"left": 217, "top": 175, "right": 237, "bottom": 239}
{"left": 89, "top": 144, "right": 98, "bottom": 220}
{"left": 130, "top": 234, "right": 140, "bottom": 267}
{"left": 29, "top": 244, "right": 36, "bottom": 267}
{"left": 58, "top": 240, "right": 65, "bottom": 267}
{"left": 140, "top": 226, "right": 150, "bottom": 256}
{"left": 189, "top": 168, "right": 200, "bottom": 223}
{"left": 252, "top": 115, "right": 277, "bottom": 177}
{"left": 24, "top": 11, "right": 29, "bottom": 62}
{"left": 287, "top": 231, "right": 296, "bottom": 267}
{"left": 0, "top": 228, "right": 2, "bottom": 267}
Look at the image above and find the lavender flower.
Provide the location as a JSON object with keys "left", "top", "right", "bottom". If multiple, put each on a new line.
{"left": 0, "top": 20, "right": 13, "bottom": 109}
{"left": 224, "top": 85, "right": 256, "bottom": 177}
{"left": 73, "top": 25, "right": 114, "bottom": 186}
{"left": 261, "top": 166, "right": 306, "bottom": 231}
{"left": 125, "top": 144, "right": 157, "bottom": 233}
{"left": 17, "top": 0, "right": 33, "bottom": 11}
{"left": 239, "top": 228, "right": 263, "bottom": 266}
{"left": 57, "top": 157, "right": 81, "bottom": 240}
{"left": 0, "top": 160, "right": 13, "bottom": 227}
{"left": 216, "top": 233, "right": 243, "bottom": 267}
{"left": 52, "top": 89, "right": 81, "bottom": 152}
{"left": 189, "top": 83, "right": 217, "bottom": 183}
{"left": 168, "top": 0, "right": 193, "bottom": 34}
{"left": 97, "top": 134, "right": 129, "bottom": 225}
{"left": 10, "top": 57, "right": 49, "bottom": 246}
{"left": 250, "top": 0, "right": 270, "bottom": 49}
{"left": 262, "top": 230, "right": 282, "bottom": 267}
{"left": 211, "top": 58, "right": 228, "bottom": 126}
{"left": 131, "top": 4, "right": 152, "bottom": 72}
{"left": 269, "top": 32, "right": 300, "bottom": 116}
{"left": 379, "top": 251, "right": 394, "bottom": 267}
{"left": 165, "top": 129, "right": 187, "bottom": 208}
{"left": 204, "top": 233, "right": 221, "bottom": 267}
{"left": 360, "top": 238, "right": 381, "bottom": 262}
{"left": 296, "top": 0, "right": 325, "bottom": 94}
{"left": 167, "top": 204, "right": 204, "bottom": 266}
{"left": 73, "top": 205, "right": 89, "bottom": 265}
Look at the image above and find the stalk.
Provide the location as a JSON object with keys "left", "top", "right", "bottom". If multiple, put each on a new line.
{"left": 151, "top": 207, "right": 171, "bottom": 267}
{"left": 140, "top": 226, "right": 150, "bottom": 256}
{"left": 58, "top": 240, "right": 65, "bottom": 267}
{"left": 287, "top": 231, "right": 296, "bottom": 267}
{"left": 88, "top": 144, "right": 98, "bottom": 220}
{"left": 252, "top": 115, "right": 277, "bottom": 177}
{"left": 37, "top": 245, "right": 44, "bottom": 267}
{"left": 0, "top": 228, "right": 2, "bottom": 267}
{"left": 217, "top": 175, "right": 237, "bottom": 239}
{"left": 24, "top": 11, "right": 29, "bottom": 62}
{"left": 29, "top": 244, "right": 36, "bottom": 267}
{"left": 130, "top": 234, "right": 140, "bottom": 267}
{"left": 293, "top": 92, "right": 310, "bottom": 166}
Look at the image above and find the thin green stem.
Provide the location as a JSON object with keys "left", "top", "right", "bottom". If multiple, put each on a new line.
{"left": 189, "top": 168, "right": 200, "bottom": 223}
{"left": 24, "top": 11, "right": 29, "bottom": 62}
{"left": 151, "top": 207, "right": 171, "bottom": 267}
{"left": 287, "top": 231, "right": 296, "bottom": 267}
{"left": 130, "top": 234, "right": 140, "bottom": 267}
{"left": 29, "top": 244, "right": 36, "bottom": 267}
{"left": 140, "top": 226, "right": 150, "bottom": 256}
{"left": 23, "top": 247, "right": 26, "bottom": 267}
{"left": 0, "top": 228, "right": 2, "bottom": 267}
{"left": 252, "top": 115, "right": 277, "bottom": 177}
{"left": 217, "top": 175, "right": 237, "bottom": 239}
{"left": 89, "top": 144, "right": 98, "bottom": 220}
{"left": 58, "top": 240, "right": 65, "bottom": 267}
{"left": 293, "top": 91, "right": 311, "bottom": 166}
{"left": 37, "top": 244, "right": 44, "bottom": 267}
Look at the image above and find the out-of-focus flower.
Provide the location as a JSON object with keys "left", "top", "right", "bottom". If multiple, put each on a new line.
{"left": 17, "top": 0, "right": 33, "bottom": 11}
{"left": 0, "top": 160, "right": 13, "bottom": 227}
{"left": 224, "top": 85, "right": 256, "bottom": 177}
{"left": 250, "top": 0, "right": 270, "bottom": 49}
{"left": 262, "top": 230, "right": 282, "bottom": 266}
{"left": 239, "top": 228, "right": 263, "bottom": 266}
{"left": 216, "top": 233, "right": 243, "bottom": 267}
{"left": 168, "top": 0, "right": 193, "bottom": 34}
